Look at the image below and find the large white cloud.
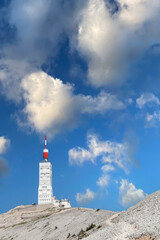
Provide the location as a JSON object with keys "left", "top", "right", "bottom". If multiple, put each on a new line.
{"left": 21, "top": 71, "right": 124, "bottom": 137}
{"left": 119, "top": 179, "right": 147, "bottom": 207}
{"left": 21, "top": 71, "right": 78, "bottom": 137}
{"left": 76, "top": 0, "right": 160, "bottom": 87}
{"left": 2, "top": 0, "right": 160, "bottom": 138}
{"left": 1, "top": 0, "right": 160, "bottom": 102}
{"left": 0, "top": 136, "right": 10, "bottom": 154}
{"left": 0, "top": 1, "right": 88, "bottom": 104}
{"left": 76, "top": 188, "right": 95, "bottom": 205}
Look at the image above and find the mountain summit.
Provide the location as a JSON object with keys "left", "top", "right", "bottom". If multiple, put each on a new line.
{"left": 0, "top": 191, "right": 160, "bottom": 240}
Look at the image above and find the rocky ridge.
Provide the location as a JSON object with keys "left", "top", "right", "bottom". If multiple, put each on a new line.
{"left": 0, "top": 190, "right": 160, "bottom": 240}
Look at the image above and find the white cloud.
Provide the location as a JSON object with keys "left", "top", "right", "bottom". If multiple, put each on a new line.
{"left": 101, "top": 164, "right": 115, "bottom": 172}
{"left": 96, "top": 165, "right": 115, "bottom": 188}
{"left": 76, "top": 188, "right": 95, "bottom": 205}
{"left": 1, "top": 0, "right": 160, "bottom": 104}
{"left": 119, "top": 179, "right": 147, "bottom": 207}
{"left": 97, "top": 174, "right": 109, "bottom": 187}
{"left": 76, "top": 0, "right": 160, "bottom": 87}
{"left": 21, "top": 71, "right": 77, "bottom": 137}
{"left": 80, "top": 91, "right": 125, "bottom": 114}
{"left": 68, "top": 147, "right": 93, "bottom": 165}
{"left": 146, "top": 111, "right": 160, "bottom": 122}
{"left": 68, "top": 134, "right": 131, "bottom": 173}
{"left": 0, "top": 136, "right": 10, "bottom": 154}
{"left": 21, "top": 71, "right": 124, "bottom": 137}
{"left": 136, "top": 93, "right": 160, "bottom": 128}
{"left": 136, "top": 93, "right": 160, "bottom": 109}
{"left": 69, "top": 133, "right": 130, "bottom": 173}
{"left": 145, "top": 111, "right": 160, "bottom": 128}
{"left": 0, "top": 0, "right": 79, "bottom": 102}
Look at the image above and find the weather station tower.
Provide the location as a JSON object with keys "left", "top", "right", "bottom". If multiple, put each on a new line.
{"left": 38, "top": 136, "right": 53, "bottom": 204}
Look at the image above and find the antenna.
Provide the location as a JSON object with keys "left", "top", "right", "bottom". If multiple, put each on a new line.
{"left": 45, "top": 135, "right": 47, "bottom": 148}
{"left": 43, "top": 136, "right": 48, "bottom": 161}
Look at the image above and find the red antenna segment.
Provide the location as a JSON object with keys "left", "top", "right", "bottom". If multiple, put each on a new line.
{"left": 43, "top": 136, "right": 48, "bottom": 160}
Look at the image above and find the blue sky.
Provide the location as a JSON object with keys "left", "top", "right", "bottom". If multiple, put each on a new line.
{"left": 1, "top": 0, "right": 160, "bottom": 213}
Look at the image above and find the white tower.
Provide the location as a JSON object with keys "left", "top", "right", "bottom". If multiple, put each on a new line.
{"left": 38, "top": 136, "right": 53, "bottom": 204}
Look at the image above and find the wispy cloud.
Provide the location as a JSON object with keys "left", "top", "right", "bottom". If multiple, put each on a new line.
{"left": 136, "top": 93, "right": 160, "bottom": 128}
{"left": 136, "top": 93, "right": 160, "bottom": 109}
{"left": 146, "top": 111, "right": 160, "bottom": 128}
{"left": 101, "top": 164, "right": 115, "bottom": 173}
{"left": 96, "top": 174, "right": 110, "bottom": 187}
{"left": 69, "top": 133, "right": 131, "bottom": 173}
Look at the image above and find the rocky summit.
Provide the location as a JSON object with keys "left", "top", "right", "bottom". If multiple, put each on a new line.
{"left": 0, "top": 191, "right": 160, "bottom": 240}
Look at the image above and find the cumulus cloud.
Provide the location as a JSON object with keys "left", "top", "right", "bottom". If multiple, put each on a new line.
{"left": 2, "top": 0, "right": 160, "bottom": 139}
{"left": 119, "top": 179, "right": 147, "bottom": 207}
{"left": 136, "top": 93, "right": 160, "bottom": 109}
{"left": 76, "top": 188, "right": 95, "bottom": 205}
{"left": 1, "top": 0, "right": 160, "bottom": 103}
{"left": 21, "top": 71, "right": 124, "bottom": 137}
{"left": 0, "top": 136, "right": 10, "bottom": 154}
{"left": 76, "top": 0, "right": 160, "bottom": 87}
{"left": 69, "top": 133, "right": 131, "bottom": 173}
{"left": 21, "top": 71, "right": 78, "bottom": 137}
{"left": 97, "top": 174, "right": 109, "bottom": 187}
{"left": 0, "top": 1, "right": 89, "bottom": 102}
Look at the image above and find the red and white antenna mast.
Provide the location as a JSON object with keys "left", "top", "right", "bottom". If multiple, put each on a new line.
{"left": 43, "top": 135, "right": 48, "bottom": 161}
{"left": 45, "top": 135, "right": 47, "bottom": 148}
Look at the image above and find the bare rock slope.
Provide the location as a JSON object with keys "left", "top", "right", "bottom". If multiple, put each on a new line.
{"left": 86, "top": 190, "right": 160, "bottom": 240}
{"left": 0, "top": 190, "right": 160, "bottom": 240}
{"left": 0, "top": 205, "right": 115, "bottom": 240}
